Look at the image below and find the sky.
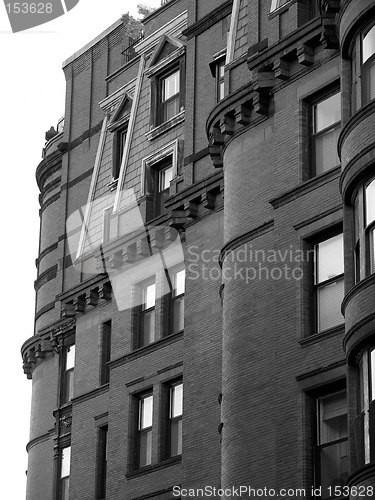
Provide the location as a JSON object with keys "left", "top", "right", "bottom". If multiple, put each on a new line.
{"left": 0, "top": 1, "right": 161, "bottom": 497}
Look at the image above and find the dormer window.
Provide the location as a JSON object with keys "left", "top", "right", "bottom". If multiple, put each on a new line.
{"left": 160, "top": 69, "right": 180, "bottom": 122}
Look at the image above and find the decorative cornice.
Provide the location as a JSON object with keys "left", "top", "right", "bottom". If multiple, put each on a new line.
{"left": 21, "top": 318, "right": 76, "bottom": 379}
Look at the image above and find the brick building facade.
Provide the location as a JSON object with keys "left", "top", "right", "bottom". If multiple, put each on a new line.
{"left": 21, "top": 0, "right": 375, "bottom": 499}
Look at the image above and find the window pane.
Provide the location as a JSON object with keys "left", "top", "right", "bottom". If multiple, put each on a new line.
{"left": 140, "top": 396, "right": 153, "bottom": 429}
{"left": 319, "top": 440, "right": 349, "bottom": 499}
{"left": 61, "top": 446, "right": 71, "bottom": 478}
{"left": 371, "top": 349, "right": 375, "bottom": 402}
{"left": 219, "top": 81, "right": 225, "bottom": 100}
{"left": 139, "top": 429, "right": 152, "bottom": 466}
{"left": 173, "top": 296, "right": 184, "bottom": 333}
{"left": 314, "top": 124, "right": 340, "bottom": 174}
{"left": 144, "top": 284, "right": 155, "bottom": 309}
{"left": 366, "top": 179, "right": 375, "bottom": 225}
{"left": 141, "top": 309, "right": 155, "bottom": 346}
{"left": 66, "top": 345, "right": 75, "bottom": 370}
{"left": 61, "top": 477, "right": 70, "bottom": 500}
{"left": 363, "top": 25, "right": 375, "bottom": 64}
{"left": 64, "top": 369, "right": 74, "bottom": 403}
{"left": 174, "top": 269, "right": 185, "bottom": 296}
{"left": 317, "top": 234, "right": 344, "bottom": 283}
{"left": 314, "top": 92, "right": 341, "bottom": 132}
{"left": 159, "top": 166, "right": 173, "bottom": 192}
{"left": 317, "top": 277, "right": 344, "bottom": 332}
{"left": 164, "top": 96, "right": 180, "bottom": 121}
{"left": 363, "top": 58, "right": 375, "bottom": 104}
{"left": 170, "top": 418, "right": 182, "bottom": 456}
{"left": 163, "top": 71, "right": 180, "bottom": 100}
{"left": 171, "top": 384, "right": 183, "bottom": 417}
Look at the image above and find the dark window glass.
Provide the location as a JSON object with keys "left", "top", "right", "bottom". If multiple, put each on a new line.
{"left": 100, "top": 321, "right": 111, "bottom": 385}
{"left": 96, "top": 425, "right": 108, "bottom": 500}
{"left": 316, "top": 391, "right": 348, "bottom": 498}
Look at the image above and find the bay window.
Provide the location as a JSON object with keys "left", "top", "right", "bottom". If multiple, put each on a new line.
{"left": 354, "top": 347, "right": 375, "bottom": 467}
{"left": 352, "top": 22, "right": 375, "bottom": 111}
{"left": 354, "top": 178, "right": 375, "bottom": 282}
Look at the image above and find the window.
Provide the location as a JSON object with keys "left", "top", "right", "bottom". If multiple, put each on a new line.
{"left": 138, "top": 282, "right": 156, "bottom": 348}
{"left": 137, "top": 394, "right": 153, "bottom": 467}
{"left": 352, "top": 22, "right": 375, "bottom": 111}
{"left": 61, "top": 345, "right": 75, "bottom": 405}
{"left": 60, "top": 446, "right": 71, "bottom": 500}
{"left": 112, "top": 125, "right": 127, "bottom": 180}
{"left": 168, "top": 383, "right": 183, "bottom": 457}
{"left": 270, "top": 0, "right": 292, "bottom": 12}
{"left": 355, "top": 347, "right": 375, "bottom": 467}
{"left": 100, "top": 321, "right": 111, "bottom": 385}
{"left": 354, "top": 178, "right": 375, "bottom": 282}
{"left": 96, "top": 425, "right": 108, "bottom": 500}
{"left": 216, "top": 59, "right": 225, "bottom": 101}
{"left": 154, "top": 157, "right": 173, "bottom": 218}
{"left": 314, "top": 234, "right": 344, "bottom": 333}
{"left": 316, "top": 391, "right": 348, "bottom": 498}
{"left": 171, "top": 269, "right": 185, "bottom": 334}
{"left": 152, "top": 59, "right": 185, "bottom": 127}
{"left": 141, "top": 140, "right": 179, "bottom": 220}
{"left": 312, "top": 91, "right": 341, "bottom": 176}
{"left": 161, "top": 69, "right": 180, "bottom": 122}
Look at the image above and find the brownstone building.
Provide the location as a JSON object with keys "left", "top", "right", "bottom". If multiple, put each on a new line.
{"left": 21, "top": 0, "right": 375, "bottom": 499}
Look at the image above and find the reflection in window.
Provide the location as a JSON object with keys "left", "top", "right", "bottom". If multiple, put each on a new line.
{"left": 315, "top": 234, "right": 344, "bottom": 333}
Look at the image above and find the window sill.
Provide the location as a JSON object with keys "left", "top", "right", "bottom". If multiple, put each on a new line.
{"left": 126, "top": 455, "right": 182, "bottom": 479}
{"left": 146, "top": 111, "right": 185, "bottom": 141}
{"left": 299, "top": 323, "right": 345, "bottom": 347}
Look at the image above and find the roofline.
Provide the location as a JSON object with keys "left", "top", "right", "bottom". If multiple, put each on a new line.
{"left": 62, "top": 19, "right": 123, "bottom": 68}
